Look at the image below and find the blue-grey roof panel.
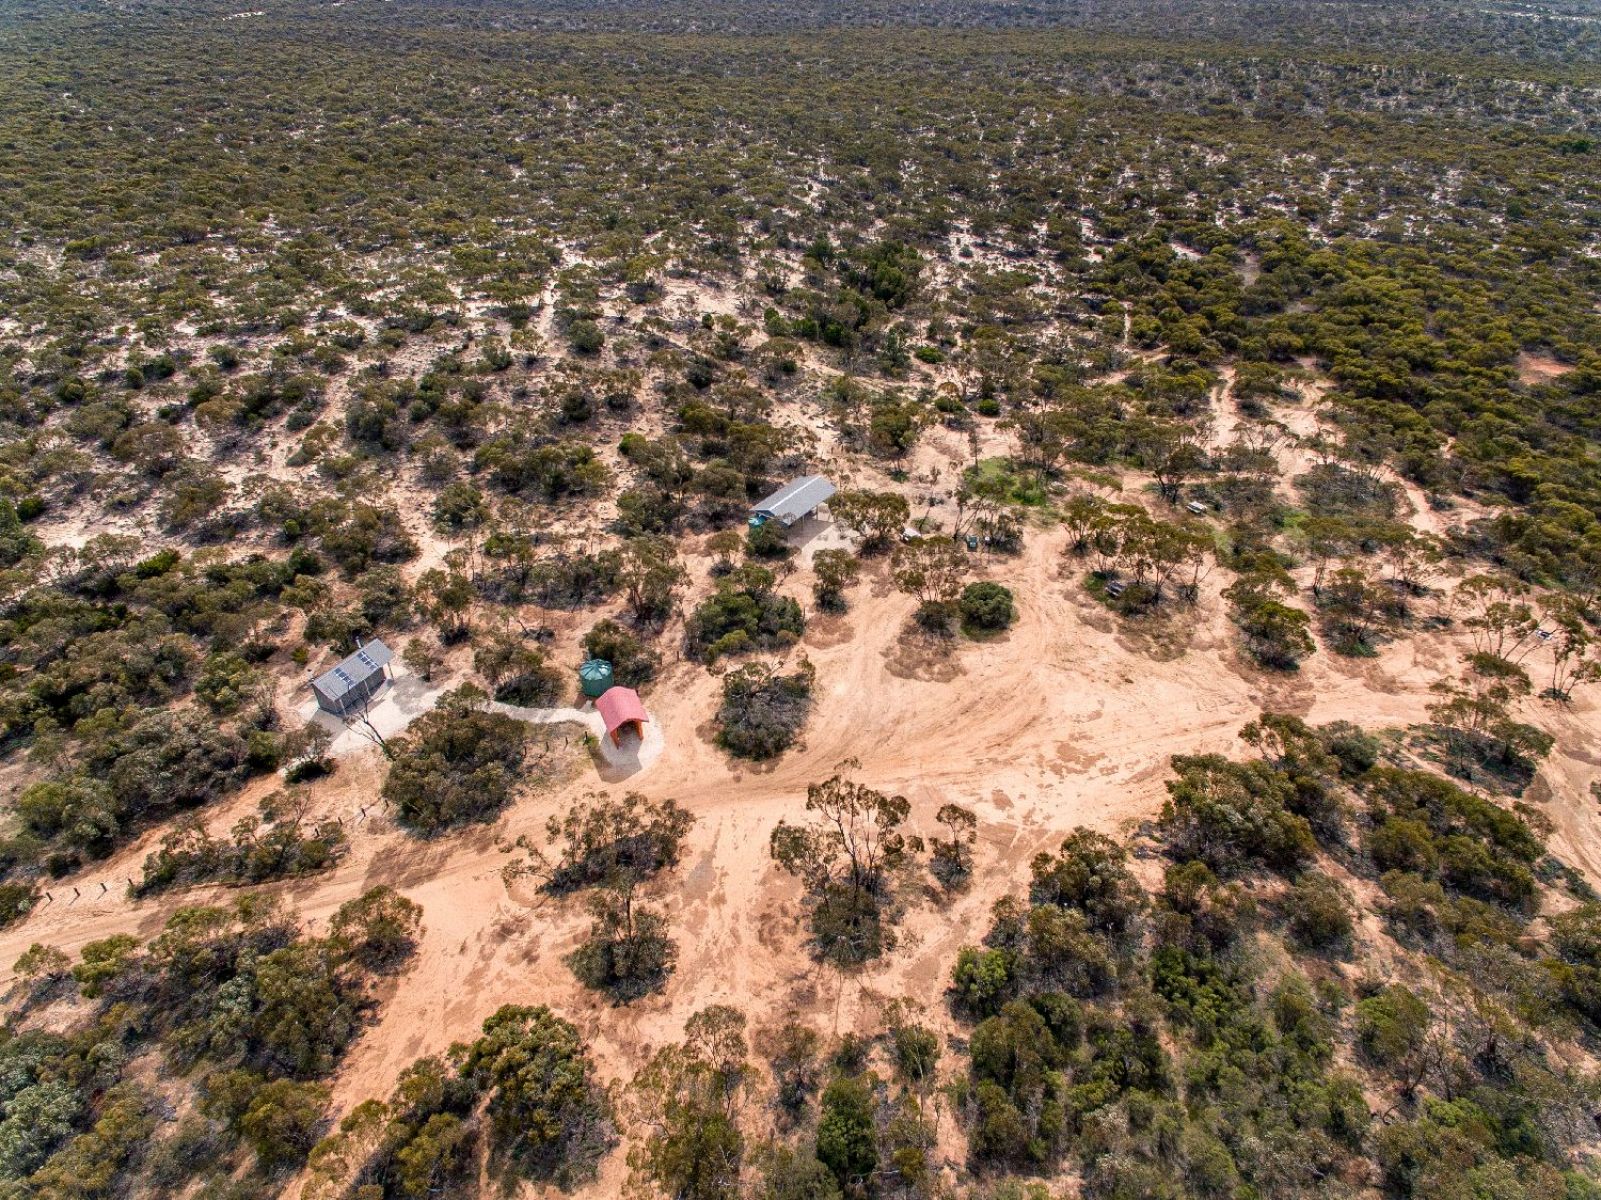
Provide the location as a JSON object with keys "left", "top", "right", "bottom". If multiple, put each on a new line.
{"left": 753, "top": 475, "right": 836, "bottom": 524}
{"left": 312, "top": 638, "right": 393, "bottom": 702}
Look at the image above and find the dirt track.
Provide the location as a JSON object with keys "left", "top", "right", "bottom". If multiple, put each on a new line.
{"left": 6, "top": 512, "right": 1595, "bottom": 1197}
{"left": 6, "top": 348, "right": 1599, "bottom": 1197}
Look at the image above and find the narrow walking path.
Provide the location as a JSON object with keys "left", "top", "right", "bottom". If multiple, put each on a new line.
{"left": 295, "top": 666, "right": 665, "bottom": 780}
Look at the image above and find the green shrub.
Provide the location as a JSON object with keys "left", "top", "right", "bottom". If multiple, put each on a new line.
{"left": 745, "top": 519, "right": 793, "bottom": 561}
{"left": 686, "top": 567, "right": 805, "bottom": 662}
{"left": 136, "top": 813, "right": 346, "bottom": 896}
{"left": 716, "top": 661, "right": 814, "bottom": 761}
{"left": 329, "top": 886, "right": 423, "bottom": 973}
{"left": 582, "top": 619, "right": 661, "bottom": 687}
{"left": 1160, "top": 755, "right": 1316, "bottom": 875}
{"left": 1227, "top": 581, "right": 1316, "bottom": 669}
{"left": 566, "top": 896, "right": 676, "bottom": 1002}
{"left": 914, "top": 598, "right": 959, "bottom": 634}
{"left": 1355, "top": 986, "right": 1431, "bottom": 1069}
{"left": 1287, "top": 873, "right": 1355, "bottom": 952}
{"left": 0, "top": 883, "right": 37, "bottom": 929}
{"left": 816, "top": 1076, "right": 877, "bottom": 1191}
{"left": 811, "top": 549, "right": 861, "bottom": 612}
{"left": 382, "top": 695, "right": 530, "bottom": 834}
{"left": 463, "top": 1005, "right": 615, "bottom": 1183}
{"left": 239, "top": 1079, "right": 329, "bottom": 1169}
{"left": 567, "top": 320, "right": 605, "bottom": 354}
{"left": 951, "top": 946, "right": 1015, "bottom": 1017}
{"left": 960, "top": 581, "right": 1016, "bottom": 633}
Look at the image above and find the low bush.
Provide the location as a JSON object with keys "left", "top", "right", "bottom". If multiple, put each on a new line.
{"left": 716, "top": 661, "right": 815, "bottom": 760}
{"left": 686, "top": 566, "right": 804, "bottom": 662}
{"left": 582, "top": 619, "right": 661, "bottom": 687}
{"left": 136, "top": 806, "right": 346, "bottom": 895}
{"left": 1287, "top": 872, "right": 1355, "bottom": 952}
{"left": 960, "top": 581, "right": 1016, "bottom": 633}
{"left": 382, "top": 691, "right": 530, "bottom": 833}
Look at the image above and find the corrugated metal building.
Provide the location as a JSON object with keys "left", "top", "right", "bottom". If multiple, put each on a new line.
{"left": 311, "top": 639, "right": 394, "bottom": 716}
{"left": 750, "top": 475, "right": 836, "bottom": 527}
{"left": 595, "top": 686, "right": 649, "bottom": 746}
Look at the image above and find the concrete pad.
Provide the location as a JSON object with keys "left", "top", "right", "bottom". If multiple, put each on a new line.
{"left": 292, "top": 662, "right": 665, "bottom": 781}
{"left": 294, "top": 667, "right": 451, "bottom": 759}
{"left": 594, "top": 714, "right": 666, "bottom": 782}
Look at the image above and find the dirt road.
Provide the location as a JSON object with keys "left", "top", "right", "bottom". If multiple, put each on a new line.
{"left": 3, "top": 524, "right": 1595, "bottom": 1198}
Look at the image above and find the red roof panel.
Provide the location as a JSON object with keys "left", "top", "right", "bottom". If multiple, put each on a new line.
{"left": 595, "top": 686, "right": 648, "bottom": 734}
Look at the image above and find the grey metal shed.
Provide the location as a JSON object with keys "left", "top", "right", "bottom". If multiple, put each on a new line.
{"left": 751, "top": 475, "right": 836, "bottom": 527}
{"left": 311, "top": 639, "right": 394, "bottom": 716}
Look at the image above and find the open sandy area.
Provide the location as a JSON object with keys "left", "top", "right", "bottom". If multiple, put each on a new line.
{"left": 3, "top": 493, "right": 1596, "bottom": 1195}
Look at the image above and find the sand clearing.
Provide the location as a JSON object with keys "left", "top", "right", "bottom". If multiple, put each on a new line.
{"left": 1516, "top": 351, "right": 1575, "bottom": 385}
{"left": 5, "top": 503, "right": 1594, "bottom": 1199}
{"left": 3, "top": 263, "right": 1597, "bottom": 1199}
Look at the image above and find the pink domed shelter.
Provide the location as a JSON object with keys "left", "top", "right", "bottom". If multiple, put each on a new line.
{"left": 595, "top": 686, "right": 648, "bottom": 747}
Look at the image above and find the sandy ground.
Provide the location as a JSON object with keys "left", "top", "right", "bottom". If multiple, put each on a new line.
{"left": 4, "top": 510, "right": 1596, "bottom": 1197}
{"left": 297, "top": 668, "right": 664, "bottom": 779}
{"left": 6, "top": 279, "right": 1598, "bottom": 1197}
{"left": 1516, "top": 351, "right": 1575, "bottom": 385}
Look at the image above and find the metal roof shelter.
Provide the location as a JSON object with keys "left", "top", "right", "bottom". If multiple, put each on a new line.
{"left": 311, "top": 639, "right": 393, "bottom": 716}
{"left": 595, "top": 686, "right": 649, "bottom": 746}
{"left": 751, "top": 474, "right": 836, "bottom": 528}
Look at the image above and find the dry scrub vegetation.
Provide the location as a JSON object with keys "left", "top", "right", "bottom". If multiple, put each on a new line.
{"left": 0, "top": 0, "right": 1600, "bottom": 1198}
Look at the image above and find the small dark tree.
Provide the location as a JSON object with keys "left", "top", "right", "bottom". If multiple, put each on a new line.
{"left": 617, "top": 535, "right": 687, "bottom": 626}
{"left": 892, "top": 537, "right": 968, "bottom": 631}
{"left": 716, "top": 660, "right": 815, "bottom": 760}
{"left": 708, "top": 529, "right": 744, "bottom": 575}
{"left": 629, "top": 1006, "right": 750, "bottom": 1200}
{"left": 582, "top": 619, "right": 662, "bottom": 688}
{"left": 746, "top": 519, "right": 794, "bottom": 562}
{"left": 816, "top": 1074, "right": 878, "bottom": 1194}
{"left": 770, "top": 768, "right": 910, "bottom": 964}
{"left": 239, "top": 1079, "right": 330, "bottom": 1170}
{"left": 687, "top": 565, "right": 805, "bottom": 662}
{"left": 1226, "top": 576, "right": 1316, "bottom": 670}
{"left": 382, "top": 690, "right": 529, "bottom": 833}
{"left": 525, "top": 791, "right": 695, "bottom": 894}
{"left": 463, "top": 1005, "right": 615, "bottom": 1184}
{"left": 473, "top": 630, "right": 563, "bottom": 706}
{"left": 1354, "top": 986, "right": 1435, "bottom": 1099}
{"left": 1029, "top": 828, "right": 1145, "bottom": 941}
{"left": 566, "top": 885, "right": 677, "bottom": 1003}
{"left": 1287, "top": 872, "right": 1355, "bottom": 953}
{"left": 416, "top": 567, "right": 474, "bottom": 641}
{"left": 812, "top": 549, "right": 861, "bottom": 613}
{"left": 401, "top": 635, "right": 442, "bottom": 684}
{"left": 1543, "top": 594, "right": 1600, "bottom": 701}
{"left": 329, "top": 886, "right": 423, "bottom": 973}
{"left": 959, "top": 581, "right": 1015, "bottom": 633}
{"left": 929, "top": 803, "right": 978, "bottom": 889}
{"left": 507, "top": 792, "right": 694, "bottom": 1003}
{"left": 759, "top": 1022, "right": 824, "bottom": 1121}
{"left": 830, "top": 490, "right": 910, "bottom": 556}
{"left": 1427, "top": 652, "right": 1554, "bottom": 778}
{"left": 568, "top": 320, "right": 605, "bottom": 355}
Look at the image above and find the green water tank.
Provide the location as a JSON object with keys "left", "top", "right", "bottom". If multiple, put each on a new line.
{"left": 578, "top": 659, "right": 614, "bottom": 699}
